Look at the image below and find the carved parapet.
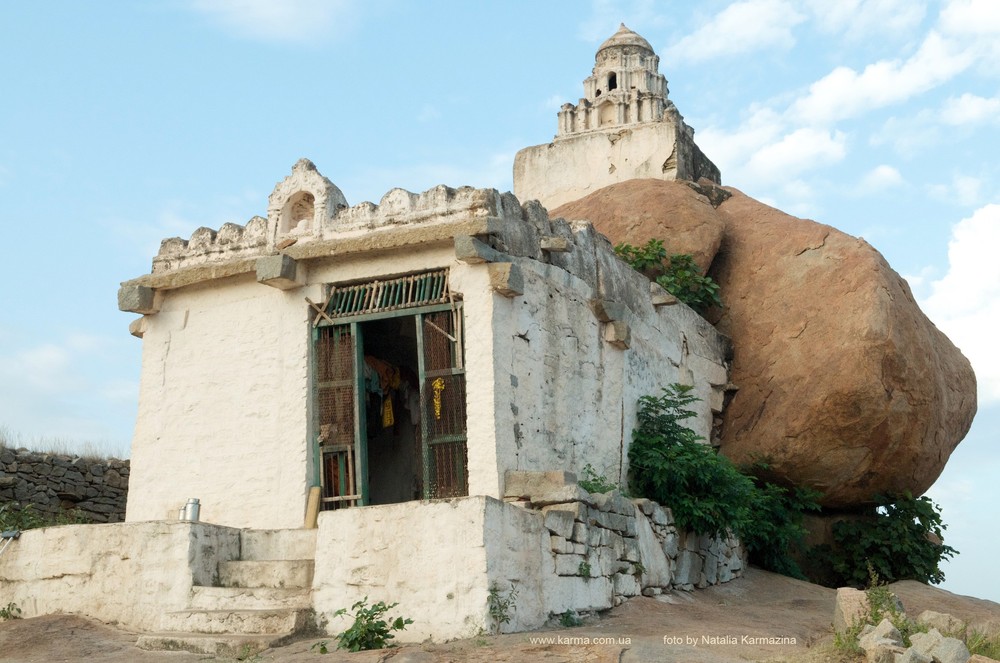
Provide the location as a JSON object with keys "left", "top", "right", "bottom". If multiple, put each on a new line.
{"left": 328, "top": 185, "right": 508, "bottom": 237}
{"left": 152, "top": 216, "right": 268, "bottom": 274}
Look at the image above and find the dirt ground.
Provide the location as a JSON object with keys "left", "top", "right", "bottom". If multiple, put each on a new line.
{"left": 2, "top": 568, "right": 999, "bottom": 663}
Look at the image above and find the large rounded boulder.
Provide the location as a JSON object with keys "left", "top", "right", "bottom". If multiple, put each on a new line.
{"left": 551, "top": 178, "right": 725, "bottom": 274}
{"left": 555, "top": 179, "right": 978, "bottom": 509}
{"left": 711, "top": 188, "right": 976, "bottom": 507}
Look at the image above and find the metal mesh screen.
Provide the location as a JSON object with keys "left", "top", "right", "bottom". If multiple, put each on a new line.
{"left": 316, "top": 326, "right": 358, "bottom": 508}
{"left": 429, "top": 440, "right": 468, "bottom": 499}
{"left": 422, "top": 310, "right": 468, "bottom": 499}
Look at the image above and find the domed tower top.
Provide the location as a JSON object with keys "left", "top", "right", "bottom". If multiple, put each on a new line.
{"left": 559, "top": 24, "right": 670, "bottom": 135}
{"left": 596, "top": 23, "right": 654, "bottom": 57}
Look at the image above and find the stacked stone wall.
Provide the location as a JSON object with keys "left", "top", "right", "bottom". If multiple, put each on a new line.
{"left": 0, "top": 446, "right": 129, "bottom": 523}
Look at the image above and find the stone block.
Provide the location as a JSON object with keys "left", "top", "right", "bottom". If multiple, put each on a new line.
{"left": 571, "top": 522, "right": 589, "bottom": 544}
{"left": 603, "top": 320, "right": 631, "bottom": 349}
{"left": 833, "top": 587, "right": 869, "bottom": 634}
{"left": 897, "top": 649, "right": 933, "bottom": 663}
{"left": 540, "top": 236, "right": 572, "bottom": 252}
{"left": 650, "top": 281, "right": 679, "bottom": 306}
{"left": 673, "top": 550, "right": 703, "bottom": 588}
{"left": 633, "top": 509, "right": 671, "bottom": 588}
{"left": 550, "top": 535, "right": 573, "bottom": 554}
{"left": 487, "top": 262, "right": 524, "bottom": 297}
{"left": 661, "top": 532, "right": 679, "bottom": 560}
{"left": 504, "top": 470, "right": 577, "bottom": 499}
{"left": 916, "top": 610, "right": 966, "bottom": 636}
{"left": 612, "top": 572, "right": 640, "bottom": 597}
{"left": 256, "top": 254, "right": 302, "bottom": 290}
{"left": 622, "top": 537, "right": 640, "bottom": 563}
{"left": 543, "top": 509, "right": 576, "bottom": 539}
{"left": 554, "top": 553, "right": 586, "bottom": 576}
{"left": 454, "top": 235, "right": 504, "bottom": 264}
{"left": 589, "top": 299, "right": 627, "bottom": 322}
{"left": 118, "top": 284, "right": 158, "bottom": 314}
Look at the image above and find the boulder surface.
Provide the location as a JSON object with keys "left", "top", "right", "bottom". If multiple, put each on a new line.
{"left": 551, "top": 178, "right": 725, "bottom": 275}
{"left": 711, "top": 188, "right": 976, "bottom": 507}
{"left": 554, "top": 179, "right": 977, "bottom": 508}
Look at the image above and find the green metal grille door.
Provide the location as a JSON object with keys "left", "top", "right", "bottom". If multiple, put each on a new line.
{"left": 419, "top": 309, "right": 469, "bottom": 499}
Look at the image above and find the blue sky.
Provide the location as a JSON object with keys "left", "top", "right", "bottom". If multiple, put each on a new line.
{"left": 1, "top": 1, "right": 997, "bottom": 602}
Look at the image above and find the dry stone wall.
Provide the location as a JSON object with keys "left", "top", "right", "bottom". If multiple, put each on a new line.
{"left": 0, "top": 447, "right": 129, "bottom": 523}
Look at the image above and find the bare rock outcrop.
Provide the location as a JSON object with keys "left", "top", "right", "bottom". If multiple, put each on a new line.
{"left": 551, "top": 178, "right": 726, "bottom": 275}
{"left": 711, "top": 188, "right": 976, "bottom": 507}
{"left": 552, "top": 179, "right": 977, "bottom": 509}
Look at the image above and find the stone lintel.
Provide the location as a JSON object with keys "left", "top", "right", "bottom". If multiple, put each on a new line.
{"left": 256, "top": 254, "right": 302, "bottom": 290}
{"left": 455, "top": 235, "right": 506, "bottom": 264}
{"left": 589, "top": 299, "right": 627, "bottom": 322}
{"left": 603, "top": 321, "right": 631, "bottom": 349}
{"left": 118, "top": 284, "right": 158, "bottom": 314}
{"left": 540, "top": 236, "right": 573, "bottom": 253}
{"left": 650, "top": 281, "right": 679, "bottom": 307}
{"left": 128, "top": 317, "right": 147, "bottom": 339}
{"left": 488, "top": 262, "right": 523, "bottom": 298}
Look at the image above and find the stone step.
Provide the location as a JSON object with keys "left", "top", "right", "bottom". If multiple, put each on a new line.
{"left": 137, "top": 631, "right": 296, "bottom": 657}
{"left": 189, "top": 585, "right": 312, "bottom": 611}
{"left": 240, "top": 529, "right": 317, "bottom": 561}
{"left": 158, "top": 608, "right": 310, "bottom": 635}
{"left": 219, "top": 559, "right": 314, "bottom": 589}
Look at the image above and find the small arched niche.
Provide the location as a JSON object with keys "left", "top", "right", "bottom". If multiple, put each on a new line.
{"left": 280, "top": 191, "right": 316, "bottom": 235}
{"left": 608, "top": 72, "right": 618, "bottom": 91}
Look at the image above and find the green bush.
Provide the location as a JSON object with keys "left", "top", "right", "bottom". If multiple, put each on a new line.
{"left": 626, "top": 384, "right": 820, "bottom": 578}
{"left": 578, "top": 463, "right": 621, "bottom": 495}
{"left": 614, "top": 239, "right": 723, "bottom": 313}
{"left": 813, "top": 493, "right": 956, "bottom": 587}
{"left": 330, "top": 597, "right": 413, "bottom": 652}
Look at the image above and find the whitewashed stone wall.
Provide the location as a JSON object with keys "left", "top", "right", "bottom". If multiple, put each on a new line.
{"left": 122, "top": 160, "right": 729, "bottom": 532}
{"left": 312, "top": 473, "right": 744, "bottom": 641}
{"left": 0, "top": 522, "right": 239, "bottom": 631}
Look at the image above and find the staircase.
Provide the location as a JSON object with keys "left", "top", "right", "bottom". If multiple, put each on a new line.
{"left": 137, "top": 529, "right": 317, "bottom": 657}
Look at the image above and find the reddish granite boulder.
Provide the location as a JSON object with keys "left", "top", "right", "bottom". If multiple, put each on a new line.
{"left": 551, "top": 178, "right": 725, "bottom": 274}
{"left": 712, "top": 188, "right": 976, "bottom": 507}
{"left": 554, "top": 179, "right": 977, "bottom": 508}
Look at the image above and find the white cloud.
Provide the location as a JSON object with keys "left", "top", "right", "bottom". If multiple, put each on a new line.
{"left": 665, "top": 0, "right": 806, "bottom": 63}
{"left": 858, "top": 164, "right": 905, "bottom": 193}
{"left": 743, "top": 127, "right": 847, "bottom": 183}
{"left": 941, "top": 93, "right": 1000, "bottom": 125}
{"left": 790, "top": 31, "right": 976, "bottom": 124}
{"left": 930, "top": 173, "right": 984, "bottom": 206}
{"left": 940, "top": 0, "right": 1000, "bottom": 36}
{"left": 807, "top": 0, "right": 927, "bottom": 39}
{"left": 189, "top": 0, "right": 357, "bottom": 44}
{"left": 921, "top": 204, "right": 1000, "bottom": 404}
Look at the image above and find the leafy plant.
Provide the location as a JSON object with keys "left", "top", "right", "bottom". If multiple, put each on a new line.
{"left": 578, "top": 463, "right": 620, "bottom": 495}
{"left": 0, "top": 602, "right": 21, "bottom": 620}
{"left": 558, "top": 610, "right": 583, "bottom": 628}
{"left": 331, "top": 597, "right": 413, "bottom": 652}
{"left": 578, "top": 561, "right": 592, "bottom": 578}
{"left": 486, "top": 582, "right": 518, "bottom": 635}
{"left": 628, "top": 384, "right": 754, "bottom": 537}
{"left": 311, "top": 640, "right": 330, "bottom": 654}
{"left": 626, "top": 384, "right": 821, "bottom": 577}
{"left": 614, "top": 239, "right": 723, "bottom": 313}
{"left": 740, "top": 472, "right": 822, "bottom": 580}
{"left": 0, "top": 502, "right": 45, "bottom": 531}
{"left": 813, "top": 493, "right": 956, "bottom": 587}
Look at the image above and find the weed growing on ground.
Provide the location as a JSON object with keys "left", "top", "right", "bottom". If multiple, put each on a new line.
{"left": 487, "top": 582, "right": 518, "bottom": 635}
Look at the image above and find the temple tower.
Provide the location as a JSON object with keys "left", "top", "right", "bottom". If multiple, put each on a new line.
{"left": 514, "top": 24, "right": 720, "bottom": 210}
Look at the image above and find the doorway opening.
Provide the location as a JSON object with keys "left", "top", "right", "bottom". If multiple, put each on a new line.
{"left": 311, "top": 270, "right": 467, "bottom": 511}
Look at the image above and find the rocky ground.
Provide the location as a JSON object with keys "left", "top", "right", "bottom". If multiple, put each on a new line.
{"left": 2, "top": 568, "right": 999, "bottom": 663}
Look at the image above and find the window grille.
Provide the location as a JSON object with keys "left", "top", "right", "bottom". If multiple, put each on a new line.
{"left": 324, "top": 269, "right": 450, "bottom": 320}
